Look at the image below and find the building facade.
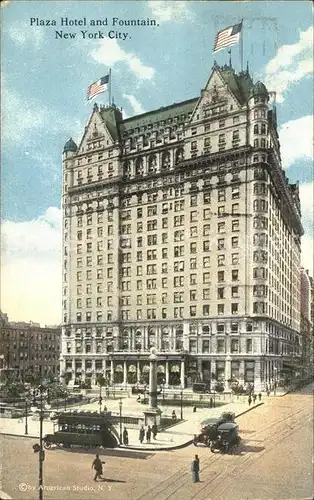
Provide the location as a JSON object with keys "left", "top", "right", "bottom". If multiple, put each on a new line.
{"left": 61, "top": 63, "right": 303, "bottom": 391}
{"left": 300, "top": 269, "right": 314, "bottom": 375}
{"left": 0, "top": 315, "right": 61, "bottom": 380}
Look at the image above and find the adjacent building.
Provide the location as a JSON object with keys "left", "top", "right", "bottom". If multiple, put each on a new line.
{"left": 61, "top": 62, "right": 303, "bottom": 391}
{"left": 300, "top": 269, "right": 314, "bottom": 376}
{"left": 0, "top": 314, "right": 61, "bottom": 380}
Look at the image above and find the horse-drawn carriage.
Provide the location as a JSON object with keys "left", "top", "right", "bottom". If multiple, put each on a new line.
{"left": 43, "top": 411, "right": 119, "bottom": 450}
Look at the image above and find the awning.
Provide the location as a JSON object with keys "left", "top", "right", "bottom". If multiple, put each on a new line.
{"left": 170, "top": 365, "right": 180, "bottom": 373}
{"left": 142, "top": 365, "right": 150, "bottom": 373}
{"left": 128, "top": 364, "right": 137, "bottom": 373}
{"left": 157, "top": 365, "right": 165, "bottom": 374}
{"left": 114, "top": 364, "right": 123, "bottom": 372}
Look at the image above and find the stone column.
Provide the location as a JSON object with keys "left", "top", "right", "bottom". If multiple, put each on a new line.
{"left": 211, "top": 360, "right": 216, "bottom": 390}
{"left": 149, "top": 349, "right": 158, "bottom": 408}
{"left": 225, "top": 355, "right": 231, "bottom": 387}
{"left": 180, "top": 359, "right": 185, "bottom": 388}
{"left": 103, "top": 358, "right": 107, "bottom": 377}
{"left": 123, "top": 360, "right": 127, "bottom": 386}
{"left": 91, "top": 359, "right": 96, "bottom": 387}
{"left": 165, "top": 360, "right": 169, "bottom": 387}
{"left": 110, "top": 359, "right": 114, "bottom": 384}
{"left": 137, "top": 360, "right": 140, "bottom": 383}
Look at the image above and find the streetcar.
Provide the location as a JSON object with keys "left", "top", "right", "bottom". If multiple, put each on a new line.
{"left": 43, "top": 411, "right": 119, "bottom": 450}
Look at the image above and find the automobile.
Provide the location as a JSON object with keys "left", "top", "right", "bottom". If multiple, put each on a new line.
{"left": 192, "top": 383, "right": 210, "bottom": 393}
{"left": 210, "top": 422, "right": 241, "bottom": 454}
{"left": 194, "top": 412, "right": 236, "bottom": 447}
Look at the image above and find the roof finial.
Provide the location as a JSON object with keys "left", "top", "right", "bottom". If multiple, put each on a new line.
{"left": 228, "top": 49, "right": 232, "bottom": 68}
{"left": 93, "top": 102, "right": 98, "bottom": 111}
{"left": 246, "top": 61, "right": 249, "bottom": 74}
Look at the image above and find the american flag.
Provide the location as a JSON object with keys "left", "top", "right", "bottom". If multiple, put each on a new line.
{"left": 213, "top": 22, "right": 242, "bottom": 53}
{"left": 87, "top": 75, "right": 110, "bottom": 101}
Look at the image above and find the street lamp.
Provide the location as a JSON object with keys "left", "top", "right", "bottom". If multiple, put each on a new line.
{"left": 119, "top": 398, "right": 123, "bottom": 444}
{"left": 180, "top": 387, "right": 183, "bottom": 420}
{"left": 25, "top": 398, "right": 29, "bottom": 435}
{"left": 31, "top": 384, "right": 51, "bottom": 500}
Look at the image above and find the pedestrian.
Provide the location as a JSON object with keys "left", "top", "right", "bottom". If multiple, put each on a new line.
{"left": 209, "top": 397, "right": 213, "bottom": 408}
{"left": 172, "top": 410, "right": 177, "bottom": 420}
{"left": 253, "top": 394, "right": 257, "bottom": 404}
{"left": 146, "top": 425, "right": 152, "bottom": 443}
{"left": 267, "top": 389, "right": 270, "bottom": 397}
{"left": 91, "top": 454, "right": 104, "bottom": 482}
{"left": 248, "top": 395, "right": 252, "bottom": 406}
{"left": 139, "top": 425, "right": 145, "bottom": 443}
{"left": 193, "top": 405, "right": 197, "bottom": 413}
{"left": 137, "top": 395, "right": 141, "bottom": 403}
{"left": 123, "top": 427, "right": 129, "bottom": 446}
{"left": 191, "top": 454, "right": 200, "bottom": 483}
{"left": 152, "top": 423, "right": 158, "bottom": 439}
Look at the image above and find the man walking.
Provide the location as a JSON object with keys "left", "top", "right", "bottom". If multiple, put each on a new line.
{"left": 139, "top": 425, "right": 145, "bottom": 443}
{"left": 191, "top": 454, "right": 200, "bottom": 483}
{"left": 91, "top": 454, "right": 104, "bottom": 481}
{"left": 146, "top": 425, "right": 152, "bottom": 443}
{"left": 152, "top": 423, "right": 158, "bottom": 440}
{"left": 248, "top": 395, "right": 252, "bottom": 406}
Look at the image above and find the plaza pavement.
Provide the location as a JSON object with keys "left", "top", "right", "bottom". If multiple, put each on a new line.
{"left": 0, "top": 393, "right": 265, "bottom": 451}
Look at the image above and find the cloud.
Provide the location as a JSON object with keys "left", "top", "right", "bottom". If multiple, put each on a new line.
{"left": 299, "top": 181, "right": 313, "bottom": 276}
{"left": 264, "top": 25, "right": 313, "bottom": 102}
{"left": 148, "top": 1, "right": 193, "bottom": 22}
{"left": 1, "top": 208, "right": 62, "bottom": 326}
{"left": 7, "top": 21, "right": 44, "bottom": 48}
{"left": 279, "top": 115, "right": 313, "bottom": 169}
{"left": 123, "top": 94, "right": 146, "bottom": 115}
{"left": 2, "top": 77, "right": 83, "bottom": 148}
{"left": 90, "top": 39, "right": 155, "bottom": 80}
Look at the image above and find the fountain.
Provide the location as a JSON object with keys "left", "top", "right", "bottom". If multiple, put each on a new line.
{"left": 143, "top": 347, "right": 162, "bottom": 427}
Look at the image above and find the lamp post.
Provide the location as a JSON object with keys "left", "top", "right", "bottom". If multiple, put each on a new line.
{"left": 99, "top": 385, "right": 103, "bottom": 413}
{"left": 274, "top": 367, "right": 277, "bottom": 395}
{"left": 119, "top": 398, "right": 123, "bottom": 444}
{"left": 31, "top": 384, "right": 51, "bottom": 500}
{"left": 180, "top": 387, "right": 183, "bottom": 420}
{"left": 25, "top": 398, "right": 28, "bottom": 435}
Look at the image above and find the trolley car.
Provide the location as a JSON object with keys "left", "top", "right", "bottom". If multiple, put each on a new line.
{"left": 44, "top": 411, "right": 119, "bottom": 450}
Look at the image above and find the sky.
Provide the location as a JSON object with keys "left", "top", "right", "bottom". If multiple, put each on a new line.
{"left": 1, "top": 0, "right": 313, "bottom": 325}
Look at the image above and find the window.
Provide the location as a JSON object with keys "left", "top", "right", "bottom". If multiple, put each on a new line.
{"left": 190, "top": 211, "right": 197, "bottom": 222}
{"left": 218, "top": 206, "right": 225, "bottom": 217}
{"left": 190, "top": 195, "right": 197, "bottom": 206}
{"left": 203, "top": 305, "right": 210, "bottom": 316}
{"left": 202, "top": 340, "right": 210, "bottom": 353}
{"left": 231, "top": 339, "right": 239, "bottom": 353}
{"left": 218, "top": 189, "right": 225, "bottom": 202}
{"left": 231, "top": 253, "right": 239, "bottom": 265}
{"left": 231, "top": 236, "right": 239, "bottom": 248}
{"left": 231, "top": 322, "right": 238, "bottom": 333}
{"left": 203, "top": 224, "right": 211, "bottom": 236}
{"left": 203, "top": 272, "right": 210, "bottom": 283}
{"left": 190, "top": 290, "right": 197, "bottom": 301}
{"left": 231, "top": 286, "right": 239, "bottom": 297}
{"left": 190, "top": 242, "right": 197, "bottom": 254}
{"left": 218, "top": 222, "right": 225, "bottom": 233}
{"left": 190, "top": 226, "right": 198, "bottom": 237}
{"left": 217, "top": 304, "right": 224, "bottom": 315}
{"left": 203, "top": 208, "right": 211, "bottom": 219}
{"left": 190, "top": 274, "right": 197, "bottom": 285}
{"left": 203, "top": 256, "right": 210, "bottom": 267}
{"left": 232, "top": 270, "right": 239, "bottom": 281}
{"left": 190, "top": 306, "right": 196, "bottom": 317}
{"left": 246, "top": 339, "right": 253, "bottom": 353}
{"left": 217, "top": 238, "right": 225, "bottom": 250}
{"left": 218, "top": 271, "right": 224, "bottom": 282}
{"left": 232, "top": 220, "right": 239, "bottom": 232}
{"left": 191, "top": 141, "right": 197, "bottom": 150}
{"left": 203, "top": 192, "right": 211, "bottom": 204}
{"left": 203, "top": 288, "right": 210, "bottom": 300}
{"left": 218, "top": 255, "right": 225, "bottom": 266}
{"left": 217, "top": 339, "right": 225, "bottom": 353}
{"left": 231, "top": 303, "right": 239, "bottom": 314}
{"left": 217, "top": 287, "right": 224, "bottom": 299}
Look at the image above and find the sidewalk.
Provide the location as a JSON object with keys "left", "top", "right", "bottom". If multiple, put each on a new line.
{"left": 0, "top": 396, "right": 264, "bottom": 451}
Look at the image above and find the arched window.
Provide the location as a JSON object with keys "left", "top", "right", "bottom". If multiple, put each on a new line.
{"left": 148, "top": 154, "right": 157, "bottom": 173}
{"left": 254, "top": 124, "right": 259, "bottom": 134}
{"left": 135, "top": 157, "right": 143, "bottom": 176}
{"left": 161, "top": 151, "right": 171, "bottom": 170}
{"left": 175, "top": 148, "right": 184, "bottom": 164}
{"left": 261, "top": 124, "right": 266, "bottom": 134}
{"left": 123, "top": 160, "right": 131, "bottom": 178}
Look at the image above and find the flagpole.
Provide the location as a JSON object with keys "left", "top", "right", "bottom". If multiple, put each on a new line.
{"left": 109, "top": 68, "right": 112, "bottom": 106}
{"left": 240, "top": 19, "right": 244, "bottom": 72}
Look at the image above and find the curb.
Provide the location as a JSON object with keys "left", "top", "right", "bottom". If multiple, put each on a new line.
{"left": 119, "top": 403, "right": 265, "bottom": 452}
{"left": 0, "top": 403, "right": 265, "bottom": 453}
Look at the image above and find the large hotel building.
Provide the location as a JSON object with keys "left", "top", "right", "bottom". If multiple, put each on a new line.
{"left": 60, "top": 63, "right": 303, "bottom": 392}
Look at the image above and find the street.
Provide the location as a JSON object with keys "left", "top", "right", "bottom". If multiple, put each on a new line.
{"left": 2, "top": 384, "right": 313, "bottom": 500}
